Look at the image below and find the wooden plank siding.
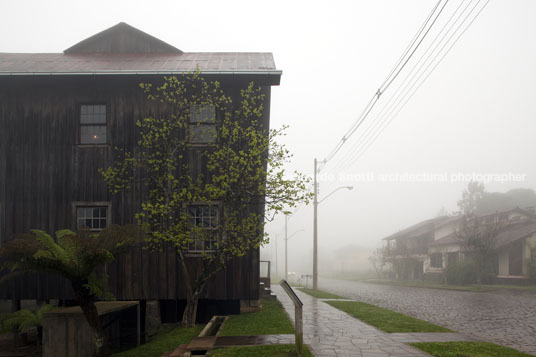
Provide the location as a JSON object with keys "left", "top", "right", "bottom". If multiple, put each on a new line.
{"left": 0, "top": 75, "right": 271, "bottom": 301}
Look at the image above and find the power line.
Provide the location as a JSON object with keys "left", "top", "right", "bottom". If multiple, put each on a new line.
{"left": 325, "top": 0, "right": 471, "bottom": 177}
{"left": 327, "top": 0, "right": 490, "bottom": 178}
{"left": 317, "top": 0, "right": 448, "bottom": 172}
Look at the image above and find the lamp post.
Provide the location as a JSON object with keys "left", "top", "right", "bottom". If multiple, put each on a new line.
{"left": 313, "top": 157, "right": 353, "bottom": 290}
{"left": 285, "top": 214, "right": 305, "bottom": 281}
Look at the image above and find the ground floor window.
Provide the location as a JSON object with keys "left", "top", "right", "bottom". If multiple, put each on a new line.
{"left": 187, "top": 204, "right": 219, "bottom": 252}
{"left": 430, "top": 253, "right": 443, "bottom": 268}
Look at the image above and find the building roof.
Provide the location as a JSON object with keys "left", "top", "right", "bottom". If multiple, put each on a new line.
{"left": 382, "top": 216, "right": 449, "bottom": 241}
{"left": 384, "top": 207, "right": 535, "bottom": 244}
{"left": 0, "top": 52, "right": 280, "bottom": 76}
{"left": 429, "top": 219, "right": 536, "bottom": 248}
{"left": 64, "top": 22, "right": 182, "bottom": 54}
{"left": 0, "top": 23, "right": 281, "bottom": 79}
{"left": 494, "top": 221, "right": 536, "bottom": 248}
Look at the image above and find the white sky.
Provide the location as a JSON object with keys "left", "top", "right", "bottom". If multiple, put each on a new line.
{"left": 2, "top": 0, "right": 535, "bottom": 275}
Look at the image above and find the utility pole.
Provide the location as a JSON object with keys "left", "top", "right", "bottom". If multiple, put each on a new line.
{"left": 313, "top": 158, "right": 318, "bottom": 290}
{"left": 284, "top": 214, "right": 288, "bottom": 280}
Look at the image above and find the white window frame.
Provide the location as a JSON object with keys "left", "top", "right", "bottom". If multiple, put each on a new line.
{"left": 186, "top": 202, "right": 220, "bottom": 253}
{"left": 72, "top": 201, "right": 112, "bottom": 231}
{"left": 188, "top": 104, "right": 217, "bottom": 145}
{"left": 79, "top": 104, "right": 107, "bottom": 145}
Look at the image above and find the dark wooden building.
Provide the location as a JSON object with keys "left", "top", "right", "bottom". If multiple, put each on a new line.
{"left": 0, "top": 23, "right": 281, "bottom": 321}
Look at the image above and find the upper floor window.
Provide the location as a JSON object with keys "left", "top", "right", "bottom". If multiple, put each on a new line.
{"left": 80, "top": 104, "right": 107, "bottom": 144}
{"left": 77, "top": 206, "right": 109, "bottom": 231}
{"left": 187, "top": 204, "right": 219, "bottom": 252}
{"left": 188, "top": 104, "right": 216, "bottom": 144}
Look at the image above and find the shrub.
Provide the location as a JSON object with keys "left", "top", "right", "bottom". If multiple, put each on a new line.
{"left": 445, "top": 260, "right": 477, "bottom": 285}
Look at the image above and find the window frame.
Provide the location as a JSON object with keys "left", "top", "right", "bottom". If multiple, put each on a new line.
{"left": 185, "top": 202, "right": 220, "bottom": 254}
{"left": 430, "top": 252, "right": 443, "bottom": 268}
{"left": 72, "top": 201, "right": 112, "bottom": 231}
{"left": 78, "top": 103, "right": 108, "bottom": 146}
{"left": 187, "top": 104, "right": 217, "bottom": 146}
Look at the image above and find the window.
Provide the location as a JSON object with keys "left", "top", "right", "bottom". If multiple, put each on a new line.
{"left": 187, "top": 205, "right": 218, "bottom": 252}
{"left": 76, "top": 206, "right": 108, "bottom": 230}
{"left": 188, "top": 104, "right": 216, "bottom": 144}
{"left": 80, "top": 104, "right": 107, "bottom": 144}
{"left": 430, "top": 253, "right": 443, "bottom": 268}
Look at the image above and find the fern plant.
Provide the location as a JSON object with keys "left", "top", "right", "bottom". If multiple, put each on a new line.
{"left": 0, "top": 224, "right": 144, "bottom": 356}
{"left": 2, "top": 304, "right": 54, "bottom": 346}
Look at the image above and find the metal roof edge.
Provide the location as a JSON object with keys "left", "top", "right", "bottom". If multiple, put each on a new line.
{"left": 0, "top": 70, "right": 283, "bottom": 76}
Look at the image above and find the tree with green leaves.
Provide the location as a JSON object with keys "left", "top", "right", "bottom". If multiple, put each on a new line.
{"left": 100, "top": 71, "right": 310, "bottom": 327}
{"left": 0, "top": 225, "right": 143, "bottom": 356}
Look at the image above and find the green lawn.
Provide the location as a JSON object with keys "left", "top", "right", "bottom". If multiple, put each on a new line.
{"left": 220, "top": 298, "right": 295, "bottom": 336}
{"left": 326, "top": 301, "right": 451, "bottom": 333}
{"left": 111, "top": 324, "right": 203, "bottom": 357}
{"left": 297, "top": 288, "right": 345, "bottom": 299}
{"left": 411, "top": 341, "right": 532, "bottom": 357}
{"left": 211, "top": 344, "right": 314, "bottom": 356}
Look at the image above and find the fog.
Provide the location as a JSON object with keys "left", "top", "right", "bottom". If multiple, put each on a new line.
{"left": 3, "top": 0, "right": 536, "bottom": 277}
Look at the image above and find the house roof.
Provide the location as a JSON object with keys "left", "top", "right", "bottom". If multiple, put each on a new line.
{"left": 383, "top": 216, "right": 449, "bottom": 241}
{"left": 0, "top": 52, "right": 280, "bottom": 76}
{"left": 0, "top": 23, "right": 281, "bottom": 79}
{"left": 384, "top": 207, "right": 535, "bottom": 244}
{"left": 495, "top": 221, "right": 536, "bottom": 248}
{"left": 429, "top": 219, "right": 536, "bottom": 248}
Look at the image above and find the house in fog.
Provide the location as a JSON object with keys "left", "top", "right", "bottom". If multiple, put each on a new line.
{"left": 0, "top": 23, "right": 281, "bottom": 323}
{"left": 383, "top": 207, "right": 536, "bottom": 282}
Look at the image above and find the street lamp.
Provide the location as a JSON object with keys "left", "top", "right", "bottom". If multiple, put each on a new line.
{"left": 285, "top": 214, "right": 305, "bottom": 281}
{"left": 313, "top": 158, "right": 353, "bottom": 290}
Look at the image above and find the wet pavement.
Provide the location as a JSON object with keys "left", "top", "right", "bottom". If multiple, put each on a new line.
{"left": 319, "top": 278, "right": 536, "bottom": 356}
{"left": 273, "top": 285, "right": 431, "bottom": 357}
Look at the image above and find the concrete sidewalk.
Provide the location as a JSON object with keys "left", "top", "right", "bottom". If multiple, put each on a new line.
{"left": 273, "top": 285, "right": 473, "bottom": 357}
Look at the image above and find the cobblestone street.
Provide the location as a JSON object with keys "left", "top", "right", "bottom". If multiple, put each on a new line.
{"left": 319, "top": 278, "right": 536, "bottom": 355}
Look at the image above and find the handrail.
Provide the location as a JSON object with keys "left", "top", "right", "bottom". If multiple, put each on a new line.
{"left": 279, "top": 280, "right": 303, "bottom": 356}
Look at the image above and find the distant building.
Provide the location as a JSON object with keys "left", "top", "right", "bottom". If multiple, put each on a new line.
{"left": 0, "top": 23, "right": 281, "bottom": 322}
{"left": 383, "top": 208, "right": 536, "bottom": 282}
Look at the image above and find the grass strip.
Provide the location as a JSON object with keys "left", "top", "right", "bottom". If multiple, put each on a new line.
{"left": 326, "top": 300, "right": 451, "bottom": 333}
{"left": 111, "top": 324, "right": 203, "bottom": 357}
{"left": 211, "top": 344, "right": 314, "bottom": 356}
{"left": 220, "top": 298, "right": 294, "bottom": 336}
{"left": 297, "top": 287, "right": 346, "bottom": 299}
{"left": 410, "top": 341, "right": 532, "bottom": 357}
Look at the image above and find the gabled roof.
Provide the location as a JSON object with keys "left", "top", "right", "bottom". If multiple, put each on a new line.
{"left": 0, "top": 23, "right": 281, "bottom": 81}
{"left": 383, "top": 207, "right": 536, "bottom": 243}
{"left": 383, "top": 216, "right": 449, "bottom": 241}
{"left": 64, "top": 22, "right": 182, "bottom": 54}
{"left": 430, "top": 218, "right": 536, "bottom": 248}
{"left": 0, "top": 53, "right": 279, "bottom": 75}
{"left": 495, "top": 221, "right": 536, "bottom": 248}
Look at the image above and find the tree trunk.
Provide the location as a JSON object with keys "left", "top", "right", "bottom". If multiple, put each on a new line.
{"left": 73, "top": 283, "right": 108, "bottom": 356}
{"left": 181, "top": 292, "right": 199, "bottom": 328}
